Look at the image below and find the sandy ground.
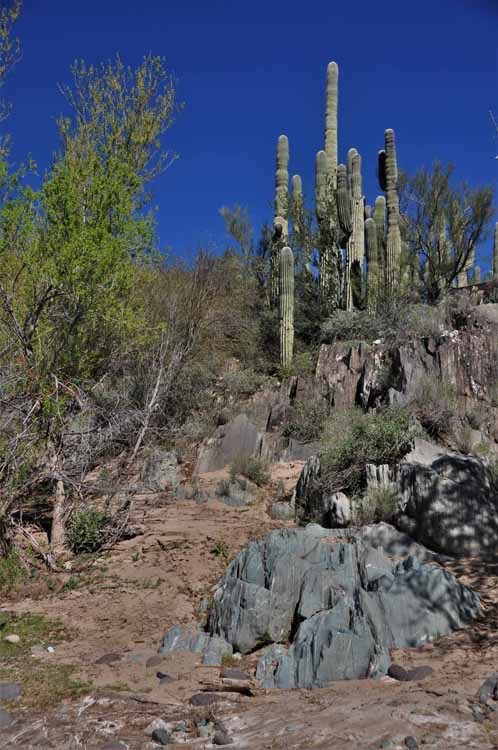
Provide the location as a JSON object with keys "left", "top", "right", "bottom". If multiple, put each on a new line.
{"left": 2, "top": 462, "right": 498, "bottom": 749}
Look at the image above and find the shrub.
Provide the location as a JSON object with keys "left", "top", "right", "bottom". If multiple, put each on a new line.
{"left": 0, "top": 551, "right": 26, "bottom": 593}
{"left": 320, "top": 407, "right": 416, "bottom": 496}
{"left": 410, "top": 374, "right": 457, "bottom": 438}
{"left": 66, "top": 508, "right": 108, "bottom": 554}
{"left": 229, "top": 454, "right": 270, "bottom": 487}
{"left": 282, "top": 400, "right": 326, "bottom": 443}
{"left": 354, "top": 484, "right": 399, "bottom": 525}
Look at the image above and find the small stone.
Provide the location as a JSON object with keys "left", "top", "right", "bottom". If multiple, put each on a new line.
{"left": 379, "top": 742, "right": 394, "bottom": 750}
{"left": 146, "top": 655, "right": 163, "bottom": 668}
{"left": 213, "top": 731, "right": 233, "bottom": 746}
{"left": 100, "top": 743, "right": 128, "bottom": 750}
{"left": 151, "top": 728, "right": 171, "bottom": 745}
{"left": 388, "top": 664, "right": 410, "bottom": 681}
{"left": 407, "top": 665, "right": 433, "bottom": 682}
{"left": 174, "top": 721, "right": 187, "bottom": 732}
{"left": 144, "top": 718, "right": 170, "bottom": 737}
{"left": 0, "top": 708, "right": 14, "bottom": 727}
{"left": 0, "top": 683, "right": 22, "bottom": 702}
{"left": 156, "top": 671, "right": 175, "bottom": 683}
{"left": 220, "top": 668, "right": 251, "bottom": 680}
{"left": 3, "top": 634, "right": 20, "bottom": 644}
{"left": 404, "top": 738, "right": 418, "bottom": 749}
{"left": 46, "top": 646, "right": 55, "bottom": 653}
{"left": 190, "top": 692, "right": 223, "bottom": 706}
{"left": 95, "top": 653, "right": 121, "bottom": 665}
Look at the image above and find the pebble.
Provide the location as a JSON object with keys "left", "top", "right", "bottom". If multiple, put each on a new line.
{"left": 3, "top": 634, "right": 20, "bottom": 644}
{"left": 47, "top": 646, "right": 55, "bottom": 653}
{"left": 146, "top": 655, "right": 163, "bottom": 668}
{"left": 144, "top": 718, "right": 170, "bottom": 737}
{"left": 197, "top": 724, "right": 214, "bottom": 738}
{"left": 156, "top": 671, "right": 175, "bottom": 684}
{"left": 212, "top": 731, "right": 233, "bottom": 746}
{"left": 174, "top": 721, "right": 187, "bottom": 732}
{"left": 404, "top": 738, "right": 418, "bottom": 749}
{"left": 0, "top": 683, "right": 22, "bottom": 702}
{"left": 30, "top": 645, "right": 46, "bottom": 654}
{"left": 0, "top": 708, "right": 14, "bottom": 728}
{"left": 220, "top": 668, "right": 251, "bottom": 681}
{"left": 379, "top": 741, "right": 394, "bottom": 749}
{"left": 151, "top": 728, "right": 171, "bottom": 746}
{"left": 100, "top": 743, "right": 128, "bottom": 750}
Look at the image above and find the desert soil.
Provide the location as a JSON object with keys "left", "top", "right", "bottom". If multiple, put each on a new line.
{"left": 2, "top": 462, "right": 498, "bottom": 749}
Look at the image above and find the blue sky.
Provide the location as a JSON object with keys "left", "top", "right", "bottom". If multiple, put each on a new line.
{"left": 8, "top": 0, "right": 498, "bottom": 265}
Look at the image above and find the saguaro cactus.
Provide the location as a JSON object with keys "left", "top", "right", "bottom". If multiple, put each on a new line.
{"left": 279, "top": 246, "right": 294, "bottom": 369}
{"left": 364, "top": 217, "right": 378, "bottom": 307}
{"left": 346, "top": 150, "right": 365, "bottom": 310}
{"left": 324, "top": 61, "right": 339, "bottom": 187}
{"left": 493, "top": 222, "right": 498, "bottom": 281}
{"left": 271, "top": 134, "right": 289, "bottom": 304}
{"left": 383, "top": 129, "right": 402, "bottom": 291}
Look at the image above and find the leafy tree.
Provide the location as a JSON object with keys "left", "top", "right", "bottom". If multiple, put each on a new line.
{"left": 399, "top": 162, "right": 495, "bottom": 302}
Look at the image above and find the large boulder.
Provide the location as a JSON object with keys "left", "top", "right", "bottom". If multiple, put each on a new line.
{"left": 159, "top": 626, "right": 233, "bottom": 666}
{"left": 195, "top": 414, "right": 270, "bottom": 474}
{"left": 398, "top": 452, "right": 498, "bottom": 558}
{"left": 207, "top": 526, "right": 480, "bottom": 688}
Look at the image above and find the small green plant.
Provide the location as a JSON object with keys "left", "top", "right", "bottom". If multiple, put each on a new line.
{"left": 320, "top": 406, "right": 417, "bottom": 496}
{"left": 61, "top": 575, "right": 79, "bottom": 593}
{"left": 229, "top": 454, "right": 270, "bottom": 487}
{"left": 0, "top": 551, "right": 26, "bottom": 593}
{"left": 131, "top": 551, "right": 140, "bottom": 563}
{"left": 211, "top": 541, "right": 229, "bottom": 559}
{"left": 66, "top": 508, "right": 108, "bottom": 554}
{"left": 354, "top": 484, "right": 399, "bottom": 525}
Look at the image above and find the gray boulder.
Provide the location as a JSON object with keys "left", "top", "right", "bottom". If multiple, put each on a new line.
{"left": 140, "top": 449, "right": 179, "bottom": 492}
{"left": 398, "top": 452, "right": 498, "bottom": 558}
{"left": 217, "top": 479, "right": 256, "bottom": 508}
{"left": 159, "top": 626, "right": 232, "bottom": 666}
{"left": 195, "top": 414, "right": 270, "bottom": 474}
{"left": 207, "top": 526, "right": 479, "bottom": 688}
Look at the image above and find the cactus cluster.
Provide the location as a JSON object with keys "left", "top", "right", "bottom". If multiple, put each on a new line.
{"left": 269, "top": 57, "right": 405, "bottom": 356}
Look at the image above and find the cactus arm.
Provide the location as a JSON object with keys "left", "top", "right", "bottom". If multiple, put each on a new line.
{"left": 324, "top": 61, "right": 339, "bottom": 188}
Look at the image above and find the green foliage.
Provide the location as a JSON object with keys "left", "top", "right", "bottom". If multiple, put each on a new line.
{"left": 0, "top": 550, "right": 26, "bottom": 593}
{"left": 354, "top": 484, "right": 400, "bottom": 525}
{"left": 0, "top": 612, "right": 66, "bottom": 657}
{"left": 320, "top": 407, "right": 416, "bottom": 495}
{"left": 229, "top": 454, "right": 270, "bottom": 487}
{"left": 210, "top": 540, "right": 229, "bottom": 559}
{"left": 66, "top": 508, "right": 107, "bottom": 554}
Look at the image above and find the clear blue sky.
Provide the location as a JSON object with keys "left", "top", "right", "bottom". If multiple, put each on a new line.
{"left": 8, "top": 0, "right": 498, "bottom": 265}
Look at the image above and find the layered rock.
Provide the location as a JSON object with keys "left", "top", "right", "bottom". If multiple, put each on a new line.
{"left": 207, "top": 526, "right": 479, "bottom": 688}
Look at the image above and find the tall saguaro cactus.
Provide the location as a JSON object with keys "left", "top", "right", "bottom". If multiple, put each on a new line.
{"left": 279, "top": 246, "right": 294, "bottom": 369}
{"left": 271, "top": 134, "right": 289, "bottom": 305}
{"left": 382, "top": 129, "right": 402, "bottom": 291}
{"left": 324, "top": 61, "right": 338, "bottom": 188}
{"left": 364, "top": 217, "right": 378, "bottom": 307}
{"left": 493, "top": 222, "right": 498, "bottom": 281}
{"left": 346, "top": 150, "right": 365, "bottom": 310}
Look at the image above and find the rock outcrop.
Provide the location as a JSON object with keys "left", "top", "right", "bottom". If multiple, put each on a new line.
{"left": 207, "top": 526, "right": 480, "bottom": 688}
{"left": 398, "top": 452, "right": 498, "bottom": 558}
{"left": 159, "top": 626, "right": 233, "bottom": 666}
{"left": 316, "top": 322, "right": 498, "bottom": 439}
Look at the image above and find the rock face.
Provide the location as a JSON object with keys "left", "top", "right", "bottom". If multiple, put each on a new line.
{"left": 316, "top": 323, "right": 498, "bottom": 439}
{"left": 159, "top": 626, "right": 233, "bottom": 666}
{"left": 207, "top": 526, "right": 480, "bottom": 688}
{"left": 293, "top": 455, "right": 352, "bottom": 528}
{"left": 195, "top": 414, "right": 270, "bottom": 474}
{"left": 140, "top": 450, "right": 179, "bottom": 491}
{"left": 398, "top": 453, "right": 498, "bottom": 558}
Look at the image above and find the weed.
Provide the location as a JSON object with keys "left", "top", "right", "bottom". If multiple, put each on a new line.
{"left": 211, "top": 541, "right": 229, "bottom": 559}
{"left": 66, "top": 507, "right": 108, "bottom": 554}
{"left": 229, "top": 454, "right": 270, "bottom": 487}
{"left": 131, "top": 551, "right": 140, "bottom": 563}
{"left": 0, "top": 551, "right": 26, "bottom": 594}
